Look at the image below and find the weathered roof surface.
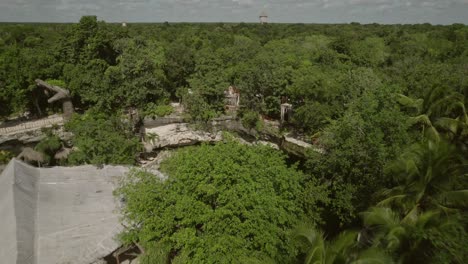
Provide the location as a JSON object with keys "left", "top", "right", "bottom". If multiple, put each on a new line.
{"left": 0, "top": 159, "right": 129, "bottom": 264}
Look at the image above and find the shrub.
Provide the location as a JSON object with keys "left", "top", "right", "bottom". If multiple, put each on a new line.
{"left": 65, "top": 110, "right": 141, "bottom": 165}
{"left": 0, "top": 150, "right": 14, "bottom": 164}
{"left": 241, "top": 110, "right": 260, "bottom": 130}
{"left": 143, "top": 103, "right": 173, "bottom": 118}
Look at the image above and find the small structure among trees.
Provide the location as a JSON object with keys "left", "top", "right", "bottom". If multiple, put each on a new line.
{"left": 280, "top": 97, "right": 292, "bottom": 123}
{"left": 224, "top": 85, "right": 240, "bottom": 114}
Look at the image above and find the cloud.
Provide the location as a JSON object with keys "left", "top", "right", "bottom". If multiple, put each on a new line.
{"left": 173, "top": 0, "right": 201, "bottom": 4}
{"left": 232, "top": 0, "right": 254, "bottom": 7}
{"left": 0, "top": 0, "right": 467, "bottom": 24}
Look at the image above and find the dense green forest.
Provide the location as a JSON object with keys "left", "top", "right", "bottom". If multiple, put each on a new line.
{"left": 1, "top": 17, "right": 467, "bottom": 263}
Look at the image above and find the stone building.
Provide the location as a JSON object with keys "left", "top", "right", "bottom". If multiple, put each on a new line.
{"left": 280, "top": 96, "right": 292, "bottom": 123}
{"left": 224, "top": 85, "right": 240, "bottom": 113}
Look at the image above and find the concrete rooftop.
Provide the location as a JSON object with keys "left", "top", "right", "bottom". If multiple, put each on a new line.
{"left": 0, "top": 159, "right": 129, "bottom": 264}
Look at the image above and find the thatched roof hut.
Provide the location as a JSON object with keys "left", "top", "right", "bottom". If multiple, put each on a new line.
{"left": 17, "top": 147, "right": 45, "bottom": 163}
{"left": 54, "top": 147, "right": 72, "bottom": 160}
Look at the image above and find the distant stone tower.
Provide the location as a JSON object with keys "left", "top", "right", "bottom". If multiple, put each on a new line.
{"left": 259, "top": 11, "right": 268, "bottom": 24}
{"left": 122, "top": 22, "right": 127, "bottom": 27}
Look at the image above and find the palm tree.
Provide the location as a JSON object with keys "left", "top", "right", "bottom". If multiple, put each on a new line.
{"left": 361, "top": 207, "right": 465, "bottom": 264}
{"left": 294, "top": 225, "right": 392, "bottom": 264}
{"left": 361, "top": 207, "right": 438, "bottom": 251}
{"left": 397, "top": 86, "right": 467, "bottom": 145}
{"left": 378, "top": 140, "right": 467, "bottom": 216}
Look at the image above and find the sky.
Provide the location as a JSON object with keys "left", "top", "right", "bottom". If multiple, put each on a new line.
{"left": 1, "top": 0, "right": 467, "bottom": 24}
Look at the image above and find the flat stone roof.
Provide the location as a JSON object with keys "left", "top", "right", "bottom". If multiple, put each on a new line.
{"left": 0, "top": 159, "right": 129, "bottom": 264}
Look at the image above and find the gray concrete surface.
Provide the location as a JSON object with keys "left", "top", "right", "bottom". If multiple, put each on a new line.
{"left": 0, "top": 159, "right": 129, "bottom": 264}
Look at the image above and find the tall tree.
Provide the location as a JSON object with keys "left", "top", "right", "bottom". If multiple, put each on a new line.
{"left": 294, "top": 225, "right": 392, "bottom": 264}
{"left": 116, "top": 141, "right": 327, "bottom": 263}
{"left": 361, "top": 207, "right": 467, "bottom": 264}
{"left": 379, "top": 140, "right": 467, "bottom": 216}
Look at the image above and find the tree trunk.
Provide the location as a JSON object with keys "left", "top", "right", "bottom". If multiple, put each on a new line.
{"left": 62, "top": 99, "right": 74, "bottom": 121}
{"left": 33, "top": 97, "right": 43, "bottom": 117}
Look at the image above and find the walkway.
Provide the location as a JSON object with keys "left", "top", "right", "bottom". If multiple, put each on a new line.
{"left": 0, "top": 116, "right": 64, "bottom": 135}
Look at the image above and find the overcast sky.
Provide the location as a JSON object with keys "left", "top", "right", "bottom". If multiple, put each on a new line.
{"left": 1, "top": 0, "right": 467, "bottom": 24}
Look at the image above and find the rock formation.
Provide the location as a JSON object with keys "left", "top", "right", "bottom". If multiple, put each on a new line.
{"left": 144, "top": 123, "right": 222, "bottom": 151}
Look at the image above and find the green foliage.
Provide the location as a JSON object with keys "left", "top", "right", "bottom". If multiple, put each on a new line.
{"left": 0, "top": 150, "right": 14, "bottom": 164}
{"left": 294, "top": 225, "right": 392, "bottom": 264}
{"left": 105, "top": 38, "right": 168, "bottom": 108}
{"left": 2, "top": 20, "right": 468, "bottom": 262}
{"left": 397, "top": 85, "right": 467, "bottom": 148}
{"left": 287, "top": 64, "right": 349, "bottom": 133}
{"left": 0, "top": 25, "right": 61, "bottom": 117}
{"left": 116, "top": 141, "right": 326, "bottom": 263}
{"left": 163, "top": 40, "right": 196, "bottom": 97}
{"left": 45, "top": 79, "right": 66, "bottom": 88}
{"left": 34, "top": 131, "right": 62, "bottom": 165}
{"left": 379, "top": 140, "right": 467, "bottom": 216}
{"left": 64, "top": 33, "right": 168, "bottom": 111}
{"left": 143, "top": 103, "right": 173, "bottom": 118}
{"left": 182, "top": 91, "right": 219, "bottom": 122}
{"left": 361, "top": 207, "right": 467, "bottom": 264}
{"left": 306, "top": 81, "right": 412, "bottom": 224}
{"left": 60, "top": 17, "right": 168, "bottom": 111}
{"left": 349, "top": 37, "right": 388, "bottom": 67}
{"left": 240, "top": 110, "right": 261, "bottom": 130}
{"left": 65, "top": 111, "right": 141, "bottom": 165}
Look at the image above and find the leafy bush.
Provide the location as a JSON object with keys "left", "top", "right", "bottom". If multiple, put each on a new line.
{"left": 65, "top": 111, "right": 141, "bottom": 165}
{"left": 35, "top": 132, "right": 62, "bottom": 165}
{"left": 0, "top": 150, "right": 14, "bottom": 164}
{"left": 183, "top": 92, "right": 219, "bottom": 122}
{"left": 241, "top": 110, "right": 260, "bottom": 130}
{"left": 116, "top": 141, "right": 326, "bottom": 263}
{"left": 45, "top": 79, "right": 66, "bottom": 88}
{"left": 143, "top": 103, "right": 173, "bottom": 118}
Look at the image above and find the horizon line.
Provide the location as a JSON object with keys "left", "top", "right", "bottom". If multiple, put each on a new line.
{"left": 0, "top": 21, "right": 465, "bottom": 26}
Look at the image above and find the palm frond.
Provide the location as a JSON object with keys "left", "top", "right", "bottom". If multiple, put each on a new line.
{"left": 401, "top": 206, "right": 419, "bottom": 225}
{"left": 424, "top": 126, "right": 441, "bottom": 142}
{"left": 376, "top": 195, "right": 407, "bottom": 208}
{"left": 325, "top": 230, "right": 358, "bottom": 264}
{"left": 408, "top": 114, "right": 432, "bottom": 127}
{"left": 350, "top": 248, "right": 394, "bottom": 264}
{"left": 305, "top": 239, "right": 325, "bottom": 264}
{"left": 361, "top": 207, "right": 399, "bottom": 228}
{"left": 294, "top": 225, "right": 323, "bottom": 246}
{"left": 385, "top": 226, "right": 406, "bottom": 250}
{"left": 438, "top": 190, "right": 468, "bottom": 208}
{"left": 396, "top": 94, "right": 422, "bottom": 111}
{"left": 413, "top": 210, "right": 440, "bottom": 229}
{"left": 294, "top": 225, "right": 325, "bottom": 264}
{"left": 434, "top": 117, "right": 468, "bottom": 135}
